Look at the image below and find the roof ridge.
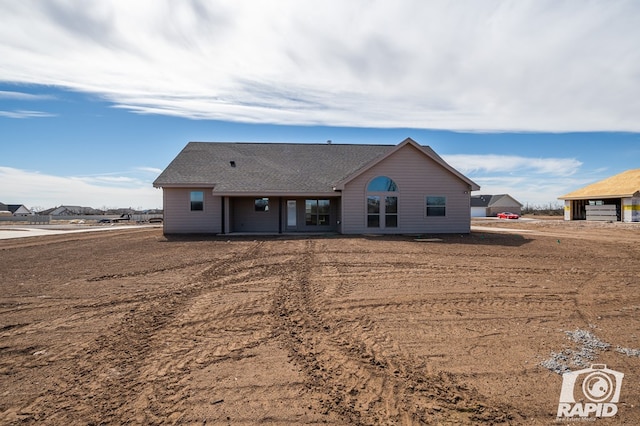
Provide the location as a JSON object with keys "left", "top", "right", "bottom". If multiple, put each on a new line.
{"left": 187, "top": 141, "right": 397, "bottom": 147}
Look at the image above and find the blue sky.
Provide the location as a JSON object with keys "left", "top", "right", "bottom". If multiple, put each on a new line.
{"left": 1, "top": 1, "right": 639, "bottom": 210}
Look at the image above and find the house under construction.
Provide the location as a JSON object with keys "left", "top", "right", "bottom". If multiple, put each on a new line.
{"left": 558, "top": 169, "right": 640, "bottom": 222}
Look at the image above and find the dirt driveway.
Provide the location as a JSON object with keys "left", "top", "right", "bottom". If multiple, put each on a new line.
{"left": 1, "top": 221, "right": 639, "bottom": 424}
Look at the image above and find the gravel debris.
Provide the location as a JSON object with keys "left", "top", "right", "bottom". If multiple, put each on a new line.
{"left": 616, "top": 346, "right": 640, "bottom": 357}
{"left": 542, "top": 329, "right": 640, "bottom": 374}
{"left": 541, "top": 329, "right": 612, "bottom": 374}
{"left": 540, "top": 351, "right": 571, "bottom": 374}
{"left": 565, "top": 329, "right": 610, "bottom": 351}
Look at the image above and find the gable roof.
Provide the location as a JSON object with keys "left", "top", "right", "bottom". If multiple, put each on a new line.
{"left": 154, "top": 138, "right": 479, "bottom": 194}
{"left": 559, "top": 169, "right": 640, "bottom": 200}
{"left": 334, "top": 138, "right": 480, "bottom": 191}
{"left": 7, "top": 204, "right": 31, "bottom": 214}
{"left": 471, "top": 194, "right": 522, "bottom": 207}
{"left": 0, "top": 203, "right": 31, "bottom": 214}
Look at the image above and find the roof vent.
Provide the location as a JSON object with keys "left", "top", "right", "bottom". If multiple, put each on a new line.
{"left": 230, "top": 161, "right": 236, "bottom": 167}
{"left": 327, "top": 140, "right": 332, "bottom": 144}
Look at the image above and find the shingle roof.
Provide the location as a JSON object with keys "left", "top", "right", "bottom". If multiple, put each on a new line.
{"left": 154, "top": 142, "right": 394, "bottom": 193}
{"left": 470, "top": 194, "right": 522, "bottom": 207}
{"left": 470, "top": 194, "right": 494, "bottom": 207}
{"left": 559, "top": 169, "right": 640, "bottom": 199}
{"left": 153, "top": 140, "right": 479, "bottom": 194}
{"left": 7, "top": 204, "right": 27, "bottom": 214}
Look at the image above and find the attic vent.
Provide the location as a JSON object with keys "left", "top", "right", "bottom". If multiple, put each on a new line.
{"left": 230, "top": 161, "right": 236, "bottom": 167}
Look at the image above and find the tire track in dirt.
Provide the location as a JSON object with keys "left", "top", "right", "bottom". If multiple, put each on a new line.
{"left": 10, "top": 241, "right": 267, "bottom": 424}
{"left": 98, "top": 240, "right": 284, "bottom": 424}
{"left": 273, "top": 240, "right": 519, "bottom": 424}
{"left": 84, "top": 241, "right": 321, "bottom": 424}
{"left": 86, "top": 258, "right": 223, "bottom": 282}
{"left": 122, "top": 294, "right": 278, "bottom": 425}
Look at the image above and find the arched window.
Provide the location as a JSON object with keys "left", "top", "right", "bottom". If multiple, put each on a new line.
{"left": 366, "top": 176, "right": 398, "bottom": 228}
{"left": 367, "top": 176, "right": 398, "bottom": 192}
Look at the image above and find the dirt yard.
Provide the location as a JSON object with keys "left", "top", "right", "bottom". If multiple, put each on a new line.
{"left": 1, "top": 220, "right": 639, "bottom": 425}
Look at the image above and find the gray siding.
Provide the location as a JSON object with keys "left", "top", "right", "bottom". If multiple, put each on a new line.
{"left": 282, "top": 197, "right": 340, "bottom": 232}
{"left": 230, "top": 197, "right": 280, "bottom": 232}
{"left": 341, "top": 144, "right": 472, "bottom": 234}
{"left": 162, "top": 188, "right": 221, "bottom": 234}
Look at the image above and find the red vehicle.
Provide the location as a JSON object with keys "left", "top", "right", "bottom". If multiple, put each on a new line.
{"left": 497, "top": 212, "right": 520, "bottom": 219}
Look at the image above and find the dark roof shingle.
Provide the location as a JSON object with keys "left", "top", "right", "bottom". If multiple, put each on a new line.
{"left": 154, "top": 142, "right": 396, "bottom": 193}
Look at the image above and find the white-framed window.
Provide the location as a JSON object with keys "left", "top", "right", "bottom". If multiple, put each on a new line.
{"left": 426, "top": 196, "right": 446, "bottom": 217}
{"left": 190, "top": 191, "right": 204, "bottom": 211}
{"left": 385, "top": 196, "right": 398, "bottom": 227}
{"left": 367, "top": 195, "right": 381, "bottom": 227}
{"left": 366, "top": 176, "right": 398, "bottom": 228}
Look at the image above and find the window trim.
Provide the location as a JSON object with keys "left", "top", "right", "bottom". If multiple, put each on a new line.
{"left": 425, "top": 195, "right": 447, "bottom": 217}
{"left": 366, "top": 195, "right": 381, "bottom": 228}
{"left": 305, "top": 199, "right": 331, "bottom": 226}
{"left": 190, "top": 191, "right": 204, "bottom": 212}
{"left": 366, "top": 176, "right": 399, "bottom": 229}
{"left": 384, "top": 195, "right": 398, "bottom": 228}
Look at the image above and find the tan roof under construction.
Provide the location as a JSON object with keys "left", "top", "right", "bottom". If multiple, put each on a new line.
{"left": 559, "top": 168, "right": 640, "bottom": 200}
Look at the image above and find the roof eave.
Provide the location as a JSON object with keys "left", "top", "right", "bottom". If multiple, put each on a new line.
{"left": 213, "top": 191, "right": 341, "bottom": 197}
{"left": 153, "top": 183, "right": 215, "bottom": 188}
{"left": 558, "top": 193, "right": 637, "bottom": 200}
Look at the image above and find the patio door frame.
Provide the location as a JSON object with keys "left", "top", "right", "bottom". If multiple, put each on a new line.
{"left": 286, "top": 199, "right": 297, "bottom": 229}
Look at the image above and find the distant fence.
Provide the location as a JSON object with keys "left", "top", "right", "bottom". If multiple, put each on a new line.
{"left": 130, "top": 214, "right": 163, "bottom": 223}
{"left": 0, "top": 214, "right": 163, "bottom": 224}
{"left": 28, "top": 215, "right": 51, "bottom": 224}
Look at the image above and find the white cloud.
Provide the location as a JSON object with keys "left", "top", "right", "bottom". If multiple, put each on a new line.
{"left": 0, "top": 90, "right": 56, "bottom": 118}
{"left": 443, "top": 154, "right": 590, "bottom": 206}
{"left": 0, "top": 166, "right": 162, "bottom": 210}
{"left": 0, "top": 90, "right": 55, "bottom": 101}
{"left": 443, "top": 154, "right": 583, "bottom": 177}
{"left": 0, "top": 110, "right": 56, "bottom": 118}
{"left": 0, "top": 0, "right": 639, "bottom": 131}
{"left": 135, "top": 166, "right": 163, "bottom": 174}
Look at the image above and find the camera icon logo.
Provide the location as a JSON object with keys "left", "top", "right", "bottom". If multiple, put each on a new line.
{"left": 557, "top": 364, "right": 624, "bottom": 418}
{"left": 582, "top": 370, "right": 614, "bottom": 402}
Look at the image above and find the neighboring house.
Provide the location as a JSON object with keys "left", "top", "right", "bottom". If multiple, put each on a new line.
{"left": 7, "top": 204, "right": 32, "bottom": 216}
{"left": 558, "top": 169, "right": 640, "bottom": 222}
{"left": 153, "top": 138, "right": 480, "bottom": 235}
{"left": 470, "top": 194, "right": 523, "bottom": 217}
{"left": 44, "top": 206, "right": 100, "bottom": 216}
{"left": 0, "top": 203, "right": 32, "bottom": 216}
